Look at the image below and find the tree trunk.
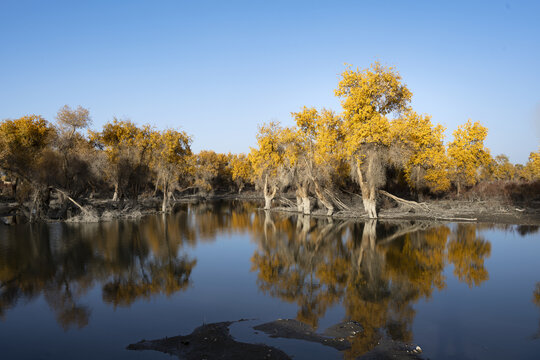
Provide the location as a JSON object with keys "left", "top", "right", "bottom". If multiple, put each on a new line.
{"left": 162, "top": 181, "right": 168, "bottom": 213}
{"left": 296, "top": 192, "right": 303, "bottom": 212}
{"left": 30, "top": 186, "right": 51, "bottom": 222}
{"left": 112, "top": 183, "right": 119, "bottom": 201}
{"left": 263, "top": 175, "right": 276, "bottom": 210}
{"left": 296, "top": 182, "right": 310, "bottom": 214}
{"left": 356, "top": 161, "right": 377, "bottom": 219}
{"left": 302, "top": 196, "right": 311, "bottom": 215}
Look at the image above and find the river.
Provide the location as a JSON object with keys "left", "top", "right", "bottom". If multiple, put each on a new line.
{"left": 0, "top": 201, "right": 539, "bottom": 359}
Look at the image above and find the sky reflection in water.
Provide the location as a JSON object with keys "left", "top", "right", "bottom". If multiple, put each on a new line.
{"left": 0, "top": 201, "right": 539, "bottom": 359}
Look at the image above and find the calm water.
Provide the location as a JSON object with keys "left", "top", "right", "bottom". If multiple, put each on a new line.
{"left": 0, "top": 201, "right": 539, "bottom": 359}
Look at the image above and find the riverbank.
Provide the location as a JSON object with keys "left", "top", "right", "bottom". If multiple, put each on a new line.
{"left": 1, "top": 190, "right": 539, "bottom": 225}
{"left": 204, "top": 191, "right": 540, "bottom": 226}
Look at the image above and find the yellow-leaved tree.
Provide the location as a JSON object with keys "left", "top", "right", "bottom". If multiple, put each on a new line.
{"left": 522, "top": 148, "right": 540, "bottom": 181}
{"left": 192, "top": 150, "right": 230, "bottom": 194}
{"left": 0, "top": 115, "right": 55, "bottom": 218}
{"left": 492, "top": 154, "right": 516, "bottom": 181}
{"left": 249, "top": 122, "right": 286, "bottom": 209}
{"left": 279, "top": 123, "right": 312, "bottom": 213}
{"left": 335, "top": 62, "right": 412, "bottom": 218}
{"left": 90, "top": 119, "right": 154, "bottom": 200}
{"left": 391, "top": 110, "right": 450, "bottom": 193}
{"left": 150, "top": 129, "right": 192, "bottom": 212}
{"left": 447, "top": 120, "right": 491, "bottom": 195}
{"left": 289, "top": 107, "right": 346, "bottom": 215}
{"left": 229, "top": 153, "right": 253, "bottom": 193}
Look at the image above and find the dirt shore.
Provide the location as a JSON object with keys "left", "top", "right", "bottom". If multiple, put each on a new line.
{"left": 1, "top": 191, "right": 539, "bottom": 225}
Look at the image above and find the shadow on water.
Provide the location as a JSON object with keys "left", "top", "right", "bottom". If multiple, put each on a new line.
{"left": 0, "top": 200, "right": 536, "bottom": 358}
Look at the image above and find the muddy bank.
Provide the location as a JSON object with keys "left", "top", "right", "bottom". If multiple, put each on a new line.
{"left": 254, "top": 319, "right": 357, "bottom": 351}
{"left": 127, "top": 320, "right": 291, "bottom": 360}
{"left": 357, "top": 339, "right": 424, "bottom": 360}
{"left": 128, "top": 319, "right": 424, "bottom": 360}
{"left": 255, "top": 319, "right": 423, "bottom": 359}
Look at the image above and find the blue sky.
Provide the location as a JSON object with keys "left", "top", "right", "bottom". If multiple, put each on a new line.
{"left": 1, "top": 0, "right": 538, "bottom": 163}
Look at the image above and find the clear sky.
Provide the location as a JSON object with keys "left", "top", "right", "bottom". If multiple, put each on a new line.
{"left": 1, "top": 0, "right": 539, "bottom": 163}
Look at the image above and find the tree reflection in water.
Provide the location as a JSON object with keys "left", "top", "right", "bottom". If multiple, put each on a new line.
{"left": 0, "top": 209, "right": 198, "bottom": 329}
{"left": 533, "top": 283, "right": 540, "bottom": 339}
{"left": 0, "top": 200, "right": 497, "bottom": 353}
{"left": 251, "top": 211, "right": 493, "bottom": 358}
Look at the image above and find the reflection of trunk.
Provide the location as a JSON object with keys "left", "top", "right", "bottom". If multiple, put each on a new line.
{"left": 263, "top": 175, "right": 277, "bottom": 210}
{"left": 263, "top": 210, "right": 275, "bottom": 241}
{"left": 296, "top": 214, "right": 311, "bottom": 241}
{"left": 11, "top": 178, "right": 18, "bottom": 198}
{"left": 356, "top": 159, "right": 377, "bottom": 219}
{"left": 358, "top": 219, "right": 377, "bottom": 269}
{"left": 300, "top": 214, "right": 310, "bottom": 240}
{"left": 313, "top": 181, "right": 334, "bottom": 216}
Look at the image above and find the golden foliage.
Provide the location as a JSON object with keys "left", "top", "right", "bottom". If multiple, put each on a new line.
{"left": 229, "top": 153, "right": 253, "bottom": 191}
{"left": 248, "top": 122, "right": 286, "bottom": 187}
{"left": 192, "top": 150, "right": 229, "bottom": 193}
{"left": 491, "top": 154, "right": 516, "bottom": 181}
{"left": 391, "top": 111, "right": 450, "bottom": 192}
{"left": 447, "top": 224, "right": 491, "bottom": 287}
{"left": 0, "top": 115, "right": 54, "bottom": 181}
{"left": 336, "top": 62, "right": 412, "bottom": 158}
{"left": 447, "top": 120, "right": 491, "bottom": 193}
{"left": 522, "top": 149, "right": 540, "bottom": 181}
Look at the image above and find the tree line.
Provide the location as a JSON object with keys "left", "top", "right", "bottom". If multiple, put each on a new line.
{"left": 1, "top": 62, "right": 539, "bottom": 219}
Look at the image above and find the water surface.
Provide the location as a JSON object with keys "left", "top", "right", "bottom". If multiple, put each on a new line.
{"left": 0, "top": 201, "right": 539, "bottom": 359}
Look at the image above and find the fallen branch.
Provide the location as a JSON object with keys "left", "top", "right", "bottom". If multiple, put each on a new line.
{"left": 379, "top": 190, "right": 430, "bottom": 211}
{"left": 176, "top": 186, "right": 197, "bottom": 194}
{"left": 324, "top": 189, "right": 351, "bottom": 211}
{"left": 54, "top": 188, "right": 93, "bottom": 216}
{"left": 278, "top": 196, "right": 297, "bottom": 208}
{"left": 432, "top": 216, "right": 477, "bottom": 222}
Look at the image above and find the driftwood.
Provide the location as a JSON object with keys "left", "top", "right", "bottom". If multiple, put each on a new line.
{"left": 432, "top": 216, "right": 477, "bottom": 222}
{"left": 324, "top": 189, "right": 351, "bottom": 211}
{"left": 379, "top": 190, "right": 430, "bottom": 210}
{"left": 54, "top": 188, "right": 94, "bottom": 216}
{"left": 379, "top": 190, "right": 477, "bottom": 222}
{"left": 278, "top": 196, "right": 297, "bottom": 209}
